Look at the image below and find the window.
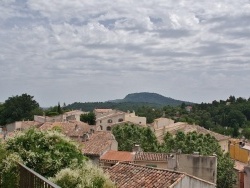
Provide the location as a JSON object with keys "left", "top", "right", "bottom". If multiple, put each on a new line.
{"left": 118, "top": 118, "right": 123, "bottom": 122}
{"left": 106, "top": 126, "right": 111, "bottom": 131}
{"left": 100, "top": 120, "right": 102, "bottom": 123}
{"left": 107, "top": 119, "right": 112, "bottom": 123}
{"left": 100, "top": 125, "right": 103, "bottom": 130}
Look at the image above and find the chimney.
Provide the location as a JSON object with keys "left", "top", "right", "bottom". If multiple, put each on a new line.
{"left": 132, "top": 144, "right": 143, "bottom": 152}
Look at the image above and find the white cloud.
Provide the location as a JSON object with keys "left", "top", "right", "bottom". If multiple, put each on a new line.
{"left": 0, "top": 0, "right": 250, "bottom": 106}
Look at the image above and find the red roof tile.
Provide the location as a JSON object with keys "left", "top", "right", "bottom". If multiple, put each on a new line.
{"left": 100, "top": 150, "right": 134, "bottom": 162}
{"left": 82, "top": 131, "right": 116, "bottom": 156}
{"left": 39, "top": 121, "right": 90, "bottom": 137}
{"left": 106, "top": 163, "right": 185, "bottom": 188}
{"left": 134, "top": 152, "right": 168, "bottom": 161}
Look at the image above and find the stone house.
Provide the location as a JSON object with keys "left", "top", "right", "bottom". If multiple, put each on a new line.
{"left": 82, "top": 131, "right": 118, "bottom": 165}
{"left": 106, "top": 163, "right": 216, "bottom": 188}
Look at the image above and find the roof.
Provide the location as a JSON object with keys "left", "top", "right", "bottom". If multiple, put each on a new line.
{"left": 106, "top": 163, "right": 185, "bottom": 188}
{"left": 94, "top": 109, "right": 113, "bottom": 113}
{"left": 82, "top": 131, "right": 116, "bottom": 156}
{"left": 96, "top": 112, "right": 125, "bottom": 121}
{"left": 39, "top": 121, "right": 90, "bottom": 137}
{"left": 134, "top": 152, "right": 168, "bottom": 161}
{"left": 234, "top": 161, "right": 247, "bottom": 172}
{"left": 100, "top": 150, "right": 135, "bottom": 162}
{"left": 166, "top": 123, "right": 230, "bottom": 141}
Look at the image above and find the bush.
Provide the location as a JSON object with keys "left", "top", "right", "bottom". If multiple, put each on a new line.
{"left": 50, "top": 161, "right": 115, "bottom": 188}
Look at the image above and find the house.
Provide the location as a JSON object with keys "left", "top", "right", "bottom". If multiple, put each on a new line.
{"left": 99, "top": 148, "right": 217, "bottom": 184}
{"left": 134, "top": 152, "right": 168, "bottom": 169}
{"left": 95, "top": 109, "right": 146, "bottom": 131}
{"left": 229, "top": 139, "right": 250, "bottom": 163}
{"left": 99, "top": 150, "right": 135, "bottom": 169}
{"left": 82, "top": 131, "right": 118, "bottom": 165}
{"left": 244, "top": 165, "right": 250, "bottom": 188}
{"left": 5, "top": 121, "right": 42, "bottom": 132}
{"left": 234, "top": 161, "right": 245, "bottom": 188}
{"left": 39, "top": 120, "right": 91, "bottom": 141}
{"left": 34, "top": 110, "right": 87, "bottom": 123}
{"left": 95, "top": 110, "right": 126, "bottom": 131}
{"left": 159, "top": 122, "right": 230, "bottom": 152}
{"left": 106, "top": 163, "right": 216, "bottom": 188}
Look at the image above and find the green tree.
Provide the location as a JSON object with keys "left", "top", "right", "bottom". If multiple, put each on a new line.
{"left": 50, "top": 162, "right": 115, "bottom": 188}
{"left": 162, "top": 131, "right": 236, "bottom": 188}
{"left": 0, "top": 94, "right": 40, "bottom": 124}
{"left": 3, "top": 129, "right": 86, "bottom": 178}
{"left": 80, "top": 112, "right": 96, "bottom": 125}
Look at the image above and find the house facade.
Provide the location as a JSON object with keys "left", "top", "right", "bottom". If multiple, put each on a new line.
{"left": 106, "top": 163, "right": 216, "bottom": 188}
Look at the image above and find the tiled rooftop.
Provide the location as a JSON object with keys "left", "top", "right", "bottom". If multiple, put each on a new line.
{"left": 100, "top": 150, "right": 135, "bottom": 162}
{"left": 166, "top": 123, "right": 230, "bottom": 141}
{"left": 94, "top": 109, "right": 113, "bottom": 113}
{"left": 39, "top": 121, "right": 90, "bottom": 137}
{"left": 96, "top": 112, "right": 125, "bottom": 121}
{"left": 134, "top": 152, "right": 168, "bottom": 161}
{"left": 106, "top": 163, "right": 184, "bottom": 188}
{"left": 82, "top": 131, "right": 116, "bottom": 156}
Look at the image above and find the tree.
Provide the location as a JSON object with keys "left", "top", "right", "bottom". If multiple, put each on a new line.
{"left": 112, "top": 124, "right": 159, "bottom": 152}
{"left": 50, "top": 162, "right": 115, "bottom": 188}
{"left": 0, "top": 94, "right": 41, "bottom": 125}
{"left": 2, "top": 129, "right": 86, "bottom": 178}
{"left": 80, "top": 112, "right": 96, "bottom": 125}
{"left": 162, "top": 131, "right": 236, "bottom": 188}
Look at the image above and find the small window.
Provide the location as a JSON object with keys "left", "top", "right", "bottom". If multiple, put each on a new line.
{"left": 106, "top": 126, "right": 111, "bottom": 131}
{"left": 100, "top": 125, "right": 103, "bottom": 130}
{"left": 100, "top": 120, "right": 102, "bottom": 123}
{"left": 107, "top": 119, "right": 112, "bottom": 123}
{"left": 118, "top": 118, "right": 123, "bottom": 122}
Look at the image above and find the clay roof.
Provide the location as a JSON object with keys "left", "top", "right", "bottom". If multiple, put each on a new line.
{"left": 100, "top": 150, "right": 135, "bottom": 162}
{"left": 106, "top": 163, "right": 185, "bottom": 188}
{"left": 96, "top": 112, "right": 125, "bottom": 121}
{"left": 39, "top": 121, "right": 90, "bottom": 137}
{"left": 134, "top": 152, "right": 168, "bottom": 161}
{"left": 82, "top": 131, "right": 116, "bottom": 156}
{"left": 234, "top": 161, "right": 246, "bottom": 172}
{"left": 166, "top": 123, "right": 230, "bottom": 141}
{"left": 20, "top": 121, "right": 42, "bottom": 129}
{"left": 95, "top": 109, "right": 113, "bottom": 113}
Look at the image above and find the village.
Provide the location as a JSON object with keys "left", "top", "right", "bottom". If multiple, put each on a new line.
{"left": 1, "top": 108, "right": 249, "bottom": 188}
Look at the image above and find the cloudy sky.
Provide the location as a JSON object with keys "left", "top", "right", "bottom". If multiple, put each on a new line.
{"left": 1, "top": 0, "right": 250, "bottom": 107}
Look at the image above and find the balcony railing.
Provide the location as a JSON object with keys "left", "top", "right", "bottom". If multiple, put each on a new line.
{"left": 0, "top": 163, "right": 60, "bottom": 188}
{"left": 18, "top": 163, "right": 60, "bottom": 188}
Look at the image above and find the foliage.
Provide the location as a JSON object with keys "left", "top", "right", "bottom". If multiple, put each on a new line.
{"left": 162, "top": 131, "right": 236, "bottom": 188}
{"left": 80, "top": 112, "right": 96, "bottom": 125}
{"left": 0, "top": 153, "right": 23, "bottom": 188}
{"left": 45, "top": 103, "right": 64, "bottom": 116}
{"left": 4, "top": 129, "right": 86, "bottom": 178}
{"left": 112, "top": 124, "right": 159, "bottom": 152}
{"left": 0, "top": 94, "right": 41, "bottom": 125}
{"left": 50, "top": 161, "right": 115, "bottom": 188}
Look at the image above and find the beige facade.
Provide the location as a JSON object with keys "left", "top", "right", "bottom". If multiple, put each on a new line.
{"left": 153, "top": 118, "right": 174, "bottom": 129}
{"left": 244, "top": 165, "right": 250, "bottom": 188}
{"left": 172, "top": 176, "right": 216, "bottom": 188}
{"left": 34, "top": 110, "right": 87, "bottom": 123}
{"left": 96, "top": 112, "right": 125, "bottom": 131}
{"left": 167, "top": 154, "right": 217, "bottom": 184}
{"left": 124, "top": 111, "right": 146, "bottom": 126}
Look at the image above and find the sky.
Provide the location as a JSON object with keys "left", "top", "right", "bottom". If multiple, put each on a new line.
{"left": 0, "top": 0, "right": 250, "bottom": 107}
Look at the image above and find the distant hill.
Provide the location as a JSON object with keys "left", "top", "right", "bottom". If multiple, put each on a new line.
{"left": 66, "top": 92, "right": 193, "bottom": 111}
{"left": 109, "top": 92, "right": 192, "bottom": 106}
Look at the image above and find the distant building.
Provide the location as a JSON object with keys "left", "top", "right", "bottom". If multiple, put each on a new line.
{"left": 82, "top": 131, "right": 118, "bottom": 165}
{"left": 94, "top": 109, "right": 146, "bottom": 131}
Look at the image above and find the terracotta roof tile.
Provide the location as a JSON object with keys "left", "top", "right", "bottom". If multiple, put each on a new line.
{"left": 166, "top": 123, "right": 230, "bottom": 141}
{"left": 82, "top": 131, "right": 116, "bottom": 156}
{"left": 39, "top": 121, "right": 90, "bottom": 137}
{"left": 100, "top": 150, "right": 135, "bottom": 162}
{"left": 134, "top": 152, "right": 168, "bottom": 161}
{"left": 95, "top": 109, "right": 113, "bottom": 113}
{"left": 106, "top": 163, "right": 184, "bottom": 188}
